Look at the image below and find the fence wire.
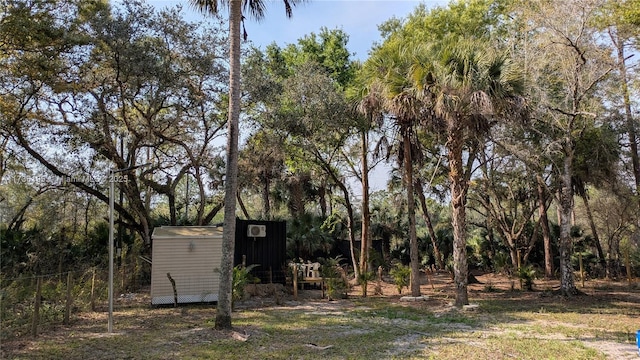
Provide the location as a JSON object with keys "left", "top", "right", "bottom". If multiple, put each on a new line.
{"left": 0, "top": 263, "right": 149, "bottom": 340}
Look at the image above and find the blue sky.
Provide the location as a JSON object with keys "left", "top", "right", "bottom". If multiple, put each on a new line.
{"left": 145, "top": 0, "right": 449, "bottom": 191}
{"left": 147, "top": 0, "right": 448, "bottom": 61}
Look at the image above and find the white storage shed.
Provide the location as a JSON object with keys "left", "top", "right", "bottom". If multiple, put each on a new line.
{"left": 151, "top": 226, "right": 223, "bottom": 305}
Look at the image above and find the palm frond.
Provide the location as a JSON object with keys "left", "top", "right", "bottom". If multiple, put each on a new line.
{"left": 189, "top": 0, "right": 305, "bottom": 21}
{"left": 243, "top": 0, "right": 265, "bottom": 20}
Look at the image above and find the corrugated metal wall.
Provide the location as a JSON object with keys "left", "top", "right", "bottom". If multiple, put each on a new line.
{"left": 234, "top": 219, "right": 287, "bottom": 284}
{"left": 151, "top": 235, "right": 222, "bottom": 305}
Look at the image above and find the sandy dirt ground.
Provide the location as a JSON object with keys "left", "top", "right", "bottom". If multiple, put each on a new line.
{"left": 2, "top": 271, "right": 639, "bottom": 359}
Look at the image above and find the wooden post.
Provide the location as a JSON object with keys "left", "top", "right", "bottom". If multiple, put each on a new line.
{"left": 579, "top": 253, "right": 585, "bottom": 288}
{"left": 64, "top": 272, "right": 72, "bottom": 325}
{"left": 293, "top": 264, "right": 298, "bottom": 300}
{"left": 90, "top": 268, "right": 96, "bottom": 312}
{"left": 31, "top": 276, "right": 42, "bottom": 338}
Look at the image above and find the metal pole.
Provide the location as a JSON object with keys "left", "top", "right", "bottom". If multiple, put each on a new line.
{"left": 108, "top": 170, "right": 114, "bottom": 333}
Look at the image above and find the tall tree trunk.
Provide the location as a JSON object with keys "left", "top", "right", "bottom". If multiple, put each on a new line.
{"left": 448, "top": 131, "right": 468, "bottom": 307}
{"left": 360, "top": 131, "right": 371, "bottom": 277}
{"left": 185, "top": 174, "right": 190, "bottom": 222}
{"left": 523, "top": 216, "right": 541, "bottom": 264}
{"left": 580, "top": 193, "right": 606, "bottom": 272}
{"left": 168, "top": 193, "right": 177, "bottom": 225}
{"left": 195, "top": 168, "right": 207, "bottom": 225}
{"left": 335, "top": 185, "right": 359, "bottom": 280}
{"left": 84, "top": 195, "right": 92, "bottom": 241}
{"left": 139, "top": 213, "right": 152, "bottom": 246}
{"left": 287, "top": 176, "right": 305, "bottom": 217}
{"left": 202, "top": 200, "right": 224, "bottom": 225}
{"left": 346, "top": 206, "right": 359, "bottom": 281}
{"left": 403, "top": 126, "right": 421, "bottom": 297}
{"left": 128, "top": 184, "right": 152, "bottom": 246}
{"left": 262, "top": 171, "right": 271, "bottom": 220}
{"left": 321, "top": 161, "right": 360, "bottom": 281}
{"left": 613, "top": 32, "right": 640, "bottom": 208}
{"left": 536, "top": 174, "right": 554, "bottom": 279}
{"left": 145, "top": 148, "right": 153, "bottom": 213}
{"left": 261, "top": 175, "right": 271, "bottom": 220}
{"left": 606, "top": 235, "right": 621, "bottom": 279}
{"left": 508, "top": 241, "right": 518, "bottom": 270}
{"left": 415, "top": 178, "right": 444, "bottom": 270}
{"left": 486, "top": 224, "right": 497, "bottom": 270}
{"left": 479, "top": 166, "right": 497, "bottom": 271}
{"left": 237, "top": 191, "right": 250, "bottom": 219}
{"left": 558, "top": 155, "right": 578, "bottom": 296}
{"left": 318, "top": 184, "right": 327, "bottom": 218}
{"left": 215, "top": 0, "right": 241, "bottom": 330}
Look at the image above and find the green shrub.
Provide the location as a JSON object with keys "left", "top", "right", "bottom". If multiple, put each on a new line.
{"left": 389, "top": 263, "right": 411, "bottom": 294}
{"left": 517, "top": 265, "right": 537, "bottom": 291}
{"left": 319, "top": 256, "right": 348, "bottom": 300}
{"left": 493, "top": 252, "right": 511, "bottom": 275}
{"left": 358, "top": 271, "right": 375, "bottom": 297}
{"left": 232, "top": 264, "right": 259, "bottom": 308}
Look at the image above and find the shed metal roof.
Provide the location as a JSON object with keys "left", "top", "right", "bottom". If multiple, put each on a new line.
{"left": 152, "top": 226, "right": 223, "bottom": 239}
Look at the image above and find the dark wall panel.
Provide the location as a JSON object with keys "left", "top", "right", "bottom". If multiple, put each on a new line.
{"left": 234, "top": 219, "right": 287, "bottom": 284}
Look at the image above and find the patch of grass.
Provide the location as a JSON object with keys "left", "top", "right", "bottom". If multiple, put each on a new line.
{"left": 489, "top": 337, "right": 603, "bottom": 359}
{"left": 353, "top": 298, "right": 477, "bottom": 326}
{"left": 352, "top": 305, "right": 425, "bottom": 322}
{"left": 4, "top": 283, "right": 639, "bottom": 360}
{"left": 417, "top": 332, "right": 606, "bottom": 360}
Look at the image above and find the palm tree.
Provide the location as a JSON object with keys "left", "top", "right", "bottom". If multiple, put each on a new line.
{"left": 416, "top": 39, "right": 525, "bottom": 306}
{"left": 364, "top": 38, "right": 425, "bottom": 297}
{"left": 190, "top": 0, "right": 303, "bottom": 330}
